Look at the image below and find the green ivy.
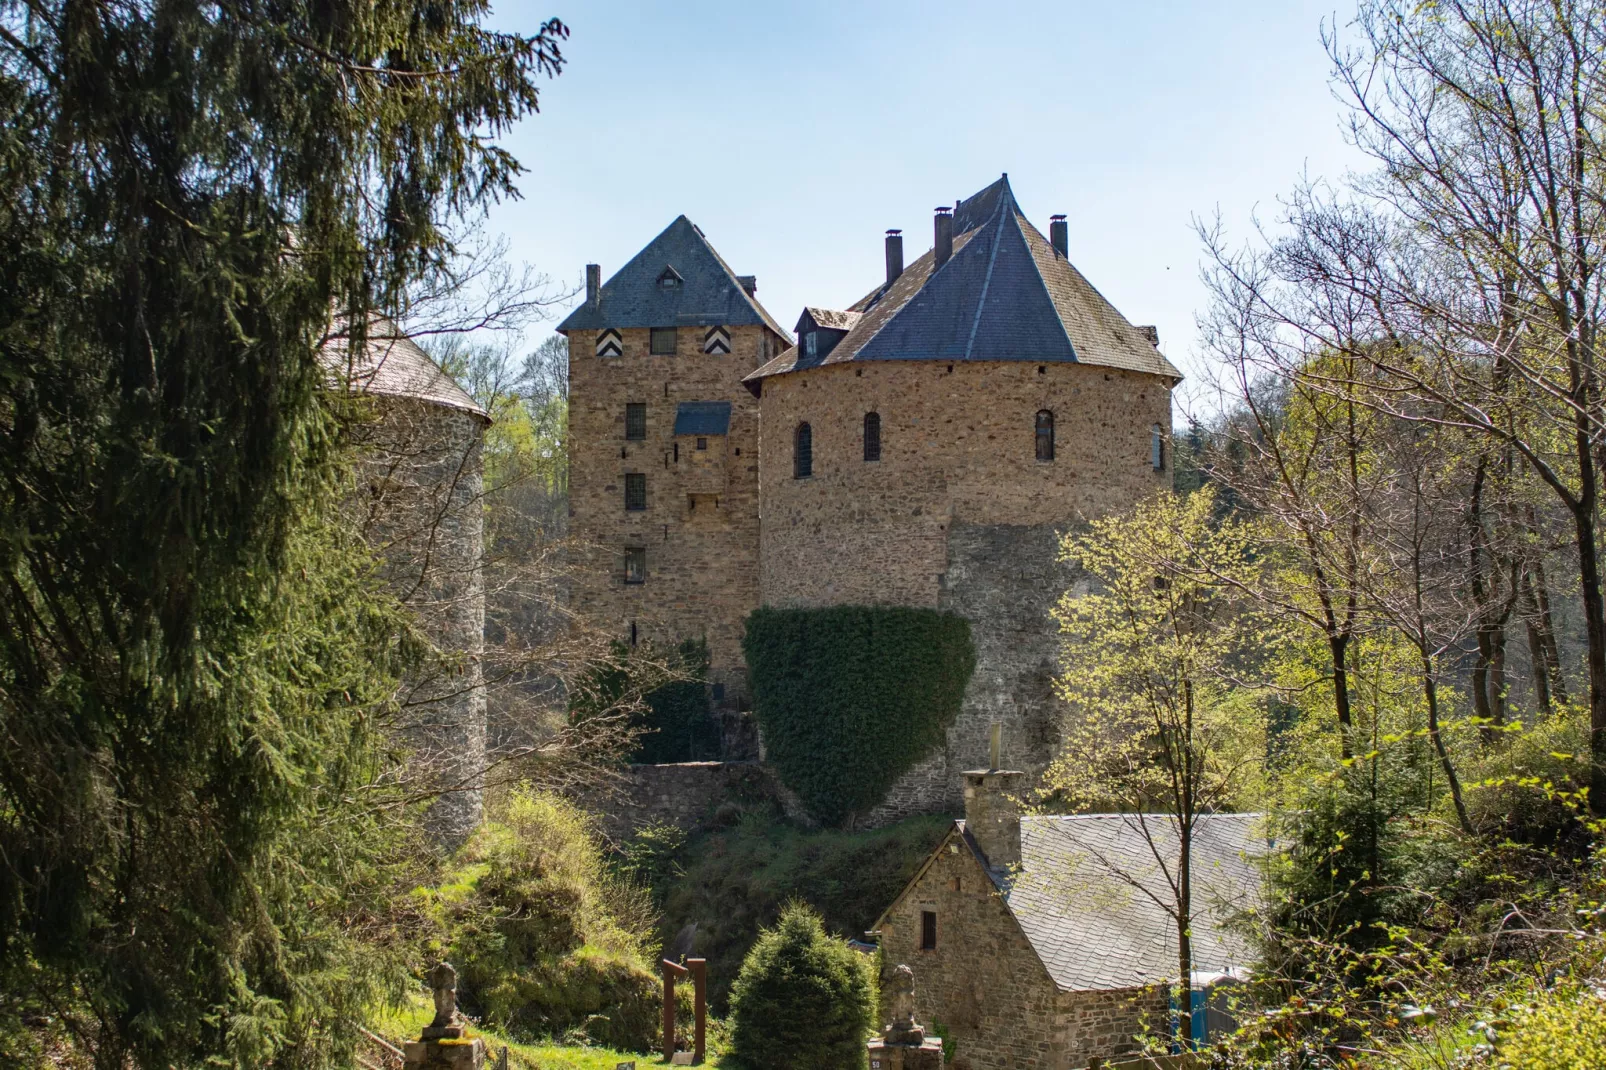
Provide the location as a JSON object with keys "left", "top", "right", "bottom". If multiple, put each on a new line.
{"left": 742, "top": 606, "right": 975, "bottom": 824}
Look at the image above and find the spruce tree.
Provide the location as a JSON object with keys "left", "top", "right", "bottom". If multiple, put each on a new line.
{"left": 0, "top": 1, "right": 566, "bottom": 1065}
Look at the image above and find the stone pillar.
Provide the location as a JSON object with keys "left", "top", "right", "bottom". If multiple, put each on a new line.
{"left": 404, "top": 962, "right": 486, "bottom": 1070}
{"left": 868, "top": 965, "right": 943, "bottom": 1070}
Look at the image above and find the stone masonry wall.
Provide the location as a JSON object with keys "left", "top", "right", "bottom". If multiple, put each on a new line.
{"left": 759, "top": 360, "right": 1171, "bottom": 817}
{"left": 575, "top": 760, "right": 805, "bottom": 843}
{"left": 878, "top": 830, "right": 1164, "bottom": 1070}
{"left": 567, "top": 325, "right": 781, "bottom": 702}
{"left": 359, "top": 397, "right": 487, "bottom": 848}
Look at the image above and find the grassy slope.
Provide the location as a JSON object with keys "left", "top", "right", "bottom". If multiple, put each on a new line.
{"left": 375, "top": 994, "right": 661, "bottom": 1069}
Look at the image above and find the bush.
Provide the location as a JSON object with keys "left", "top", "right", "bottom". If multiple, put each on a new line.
{"left": 743, "top": 606, "right": 975, "bottom": 823}
{"left": 726, "top": 904, "right": 878, "bottom": 1070}
{"left": 1500, "top": 987, "right": 1606, "bottom": 1070}
{"left": 427, "top": 787, "right": 660, "bottom": 1051}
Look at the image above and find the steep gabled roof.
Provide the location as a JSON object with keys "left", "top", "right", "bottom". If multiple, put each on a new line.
{"left": 320, "top": 317, "right": 487, "bottom": 421}
{"left": 874, "top": 813, "right": 1266, "bottom": 994}
{"left": 558, "top": 216, "right": 789, "bottom": 337}
{"left": 745, "top": 175, "right": 1181, "bottom": 390}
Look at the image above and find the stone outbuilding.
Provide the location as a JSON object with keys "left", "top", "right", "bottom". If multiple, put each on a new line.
{"left": 873, "top": 771, "right": 1264, "bottom": 1070}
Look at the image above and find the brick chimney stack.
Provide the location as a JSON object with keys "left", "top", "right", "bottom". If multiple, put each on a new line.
{"left": 737, "top": 275, "right": 757, "bottom": 296}
{"left": 963, "top": 723, "right": 1025, "bottom": 870}
{"left": 1049, "top": 215, "right": 1068, "bottom": 259}
{"left": 885, "top": 229, "right": 904, "bottom": 286}
{"left": 933, "top": 207, "right": 954, "bottom": 269}
{"left": 585, "top": 263, "right": 601, "bottom": 306}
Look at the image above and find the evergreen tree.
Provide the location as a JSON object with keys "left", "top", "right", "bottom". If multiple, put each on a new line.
{"left": 0, "top": 1, "right": 567, "bottom": 1065}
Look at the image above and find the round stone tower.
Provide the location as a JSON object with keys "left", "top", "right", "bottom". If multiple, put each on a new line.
{"left": 745, "top": 176, "right": 1180, "bottom": 820}
{"left": 328, "top": 320, "right": 490, "bottom": 847}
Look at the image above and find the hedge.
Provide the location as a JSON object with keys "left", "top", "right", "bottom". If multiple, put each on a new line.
{"left": 742, "top": 605, "right": 975, "bottom": 824}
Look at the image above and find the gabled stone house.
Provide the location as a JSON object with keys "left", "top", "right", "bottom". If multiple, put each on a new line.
{"left": 873, "top": 769, "right": 1264, "bottom": 1070}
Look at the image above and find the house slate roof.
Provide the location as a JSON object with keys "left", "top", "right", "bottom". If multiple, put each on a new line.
{"left": 673, "top": 401, "right": 733, "bottom": 436}
{"left": 320, "top": 317, "right": 487, "bottom": 421}
{"left": 558, "top": 216, "right": 790, "bottom": 338}
{"left": 798, "top": 307, "right": 863, "bottom": 332}
{"left": 744, "top": 175, "right": 1181, "bottom": 392}
{"left": 989, "top": 813, "right": 1266, "bottom": 992}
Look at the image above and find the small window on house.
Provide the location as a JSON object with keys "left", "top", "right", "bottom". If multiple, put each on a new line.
{"left": 794, "top": 422, "right": 813, "bottom": 479}
{"left": 625, "top": 402, "right": 646, "bottom": 441}
{"left": 805, "top": 331, "right": 818, "bottom": 357}
{"left": 1035, "top": 409, "right": 1055, "bottom": 462}
{"left": 650, "top": 327, "right": 678, "bottom": 355}
{"left": 696, "top": 436, "right": 708, "bottom": 451}
{"left": 920, "top": 910, "right": 937, "bottom": 950}
{"left": 624, "top": 473, "right": 646, "bottom": 511}
{"left": 624, "top": 549, "right": 645, "bottom": 585}
{"left": 1152, "top": 423, "right": 1165, "bottom": 471}
{"left": 863, "top": 411, "right": 881, "bottom": 462}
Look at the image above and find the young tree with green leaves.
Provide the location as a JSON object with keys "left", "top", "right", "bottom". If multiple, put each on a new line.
{"left": 1044, "top": 487, "right": 1274, "bottom": 1043}
{"left": 0, "top": 0, "right": 568, "bottom": 1064}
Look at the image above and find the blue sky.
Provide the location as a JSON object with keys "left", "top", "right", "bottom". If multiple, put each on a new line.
{"left": 481, "top": 1, "right": 1367, "bottom": 411}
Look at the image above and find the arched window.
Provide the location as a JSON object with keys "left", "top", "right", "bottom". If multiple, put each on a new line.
{"left": 794, "top": 422, "right": 813, "bottom": 478}
{"left": 1151, "top": 424, "right": 1165, "bottom": 471}
{"left": 863, "top": 411, "right": 881, "bottom": 462}
{"left": 1035, "top": 410, "right": 1055, "bottom": 462}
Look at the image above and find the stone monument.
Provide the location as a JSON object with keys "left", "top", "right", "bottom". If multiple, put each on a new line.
{"left": 868, "top": 965, "right": 943, "bottom": 1069}
{"left": 403, "top": 962, "right": 486, "bottom": 1070}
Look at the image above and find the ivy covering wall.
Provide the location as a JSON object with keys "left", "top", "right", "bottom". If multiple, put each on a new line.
{"left": 742, "top": 606, "right": 975, "bottom": 823}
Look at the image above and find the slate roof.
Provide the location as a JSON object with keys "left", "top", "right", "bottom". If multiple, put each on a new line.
{"left": 320, "top": 317, "right": 487, "bottom": 420}
{"left": 673, "top": 401, "right": 733, "bottom": 436}
{"left": 558, "top": 216, "right": 789, "bottom": 338}
{"left": 985, "top": 813, "right": 1267, "bottom": 992}
{"left": 745, "top": 175, "right": 1181, "bottom": 391}
{"left": 799, "top": 307, "right": 863, "bottom": 331}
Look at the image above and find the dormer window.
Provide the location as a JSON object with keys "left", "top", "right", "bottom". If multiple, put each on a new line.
{"left": 656, "top": 266, "right": 683, "bottom": 290}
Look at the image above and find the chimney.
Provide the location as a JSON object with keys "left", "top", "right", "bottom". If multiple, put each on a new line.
{"left": 1137, "top": 325, "right": 1159, "bottom": 347}
{"left": 963, "top": 723, "right": 1025, "bottom": 870}
{"left": 933, "top": 207, "right": 954, "bottom": 269}
{"left": 737, "top": 275, "right": 757, "bottom": 296}
{"left": 1049, "top": 215, "right": 1068, "bottom": 259}
{"left": 885, "top": 229, "right": 904, "bottom": 286}
{"left": 585, "top": 263, "right": 601, "bottom": 306}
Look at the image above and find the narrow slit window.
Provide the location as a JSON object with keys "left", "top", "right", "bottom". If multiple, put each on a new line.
{"left": 920, "top": 910, "right": 937, "bottom": 950}
{"left": 794, "top": 422, "right": 813, "bottom": 479}
{"left": 1035, "top": 410, "right": 1055, "bottom": 461}
{"left": 650, "top": 327, "right": 678, "bottom": 355}
{"left": 624, "top": 550, "right": 645, "bottom": 586}
{"left": 624, "top": 473, "right": 646, "bottom": 511}
{"left": 625, "top": 402, "right": 646, "bottom": 441}
{"left": 1152, "top": 423, "right": 1165, "bottom": 471}
{"left": 863, "top": 411, "right": 881, "bottom": 462}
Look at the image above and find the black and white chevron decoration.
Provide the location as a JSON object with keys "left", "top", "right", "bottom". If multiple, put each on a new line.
{"left": 702, "top": 325, "right": 731, "bottom": 355}
{"left": 595, "top": 328, "right": 623, "bottom": 358}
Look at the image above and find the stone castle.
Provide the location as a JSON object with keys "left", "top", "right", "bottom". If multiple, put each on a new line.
{"left": 559, "top": 175, "right": 1180, "bottom": 818}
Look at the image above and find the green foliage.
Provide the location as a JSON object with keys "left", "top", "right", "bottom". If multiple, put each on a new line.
{"left": 743, "top": 606, "right": 975, "bottom": 824}
{"left": 645, "top": 811, "right": 948, "bottom": 1011}
{"left": 570, "top": 639, "right": 718, "bottom": 763}
{"left": 0, "top": 0, "right": 567, "bottom": 1063}
{"left": 726, "top": 903, "right": 878, "bottom": 1070}
{"left": 1499, "top": 987, "right": 1606, "bottom": 1070}
{"left": 423, "top": 787, "right": 661, "bottom": 1052}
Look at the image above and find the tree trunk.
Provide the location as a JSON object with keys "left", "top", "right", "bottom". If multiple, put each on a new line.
{"left": 1329, "top": 633, "right": 1354, "bottom": 760}
{"left": 1420, "top": 654, "right": 1472, "bottom": 834}
{"left": 1176, "top": 820, "right": 1193, "bottom": 1050}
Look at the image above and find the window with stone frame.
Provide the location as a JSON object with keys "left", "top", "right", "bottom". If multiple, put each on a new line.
{"left": 650, "top": 327, "right": 678, "bottom": 355}
{"left": 1152, "top": 423, "right": 1166, "bottom": 470}
{"left": 624, "top": 472, "right": 646, "bottom": 511}
{"left": 625, "top": 402, "right": 646, "bottom": 441}
{"left": 1035, "top": 409, "right": 1055, "bottom": 462}
{"left": 624, "top": 548, "right": 645, "bottom": 585}
{"left": 794, "top": 422, "right": 813, "bottom": 479}
{"left": 920, "top": 910, "right": 937, "bottom": 950}
{"left": 863, "top": 411, "right": 881, "bottom": 462}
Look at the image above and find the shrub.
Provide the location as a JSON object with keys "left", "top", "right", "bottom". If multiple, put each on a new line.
{"left": 1500, "top": 988, "right": 1606, "bottom": 1070}
{"left": 743, "top": 606, "right": 975, "bottom": 823}
{"left": 726, "top": 903, "right": 878, "bottom": 1070}
{"left": 430, "top": 787, "right": 660, "bottom": 1051}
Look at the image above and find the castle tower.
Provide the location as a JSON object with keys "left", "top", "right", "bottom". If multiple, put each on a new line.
{"left": 559, "top": 218, "right": 789, "bottom": 717}
{"left": 744, "top": 176, "right": 1182, "bottom": 818}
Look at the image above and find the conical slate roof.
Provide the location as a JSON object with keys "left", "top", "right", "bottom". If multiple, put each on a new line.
{"left": 558, "top": 215, "right": 788, "bottom": 337}
{"left": 320, "top": 317, "right": 487, "bottom": 421}
{"left": 745, "top": 175, "right": 1180, "bottom": 390}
